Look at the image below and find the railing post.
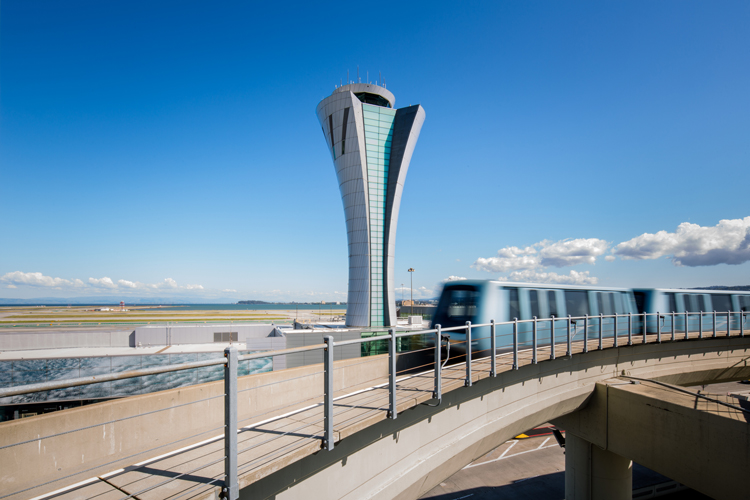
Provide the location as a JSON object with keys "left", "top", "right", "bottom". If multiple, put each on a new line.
{"left": 550, "top": 316, "right": 556, "bottom": 360}
{"left": 223, "top": 346, "right": 239, "bottom": 500}
{"left": 627, "top": 312, "right": 632, "bottom": 345}
{"left": 699, "top": 311, "right": 703, "bottom": 339}
{"left": 684, "top": 310, "right": 688, "bottom": 339}
{"left": 657, "top": 312, "right": 661, "bottom": 343}
{"left": 727, "top": 311, "right": 731, "bottom": 337}
{"left": 388, "top": 329, "right": 397, "bottom": 419}
{"left": 671, "top": 312, "right": 676, "bottom": 341}
{"left": 532, "top": 317, "right": 538, "bottom": 364}
{"left": 433, "top": 325, "right": 442, "bottom": 402}
{"left": 598, "top": 313, "right": 603, "bottom": 350}
{"left": 490, "top": 319, "right": 497, "bottom": 377}
{"left": 323, "top": 335, "right": 334, "bottom": 451}
{"left": 465, "top": 321, "right": 472, "bottom": 386}
{"left": 613, "top": 313, "right": 618, "bottom": 348}
{"left": 567, "top": 315, "right": 572, "bottom": 356}
{"left": 741, "top": 313, "right": 745, "bottom": 338}
{"left": 583, "top": 315, "right": 589, "bottom": 353}
{"left": 643, "top": 313, "right": 648, "bottom": 344}
{"left": 513, "top": 318, "right": 519, "bottom": 369}
{"left": 713, "top": 311, "right": 717, "bottom": 338}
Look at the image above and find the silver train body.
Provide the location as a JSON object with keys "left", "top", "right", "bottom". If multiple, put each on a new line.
{"left": 431, "top": 281, "right": 750, "bottom": 355}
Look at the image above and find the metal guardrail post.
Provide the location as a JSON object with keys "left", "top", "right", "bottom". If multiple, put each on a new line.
{"left": 628, "top": 312, "right": 632, "bottom": 346}
{"left": 657, "top": 312, "right": 661, "bottom": 343}
{"left": 223, "top": 346, "right": 239, "bottom": 500}
{"left": 324, "top": 335, "right": 334, "bottom": 451}
{"left": 388, "top": 329, "right": 397, "bottom": 420}
{"left": 742, "top": 313, "right": 745, "bottom": 338}
{"left": 433, "top": 325, "right": 442, "bottom": 401}
{"left": 727, "top": 311, "right": 731, "bottom": 337}
{"left": 532, "top": 317, "right": 537, "bottom": 364}
{"left": 643, "top": 313, "right": 648, "bottom": 344}
{"left": 684, "top": 311, "right": 688, "bottom": 339}
{"left": 699, "top": 311, "right": 703, "bottom": 339}
{"left": 598, "top": 313, "right": 603, "bottom": 350}
{"left": 567, "top": 316, "right": 572, "bottom": 356}
{"left": 672, "top": 312, "right": 676, "bottom": 341}
{"left": 550, "top": 316, "right": 556, "bottom": 360}
{"left": 614, "top": 313, "right": 618, "bottom": 348}
{"left": 465, "top": 321, "right": 472, "bottom": 386}
{"left": 713, "top": 311, "right": 717, "bottom": 338}
{"left": 513, "top": 318, "right": 518, "bottom": 369}
{"left": 583, "top": 315, "right": 589, "bottom": 353}
{"left": 490, "top": 319, "right": 497, "bottom": 376}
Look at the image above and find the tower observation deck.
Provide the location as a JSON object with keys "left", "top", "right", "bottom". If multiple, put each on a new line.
{"left": 316, "top": 83, "right": 425, "bottom": 327}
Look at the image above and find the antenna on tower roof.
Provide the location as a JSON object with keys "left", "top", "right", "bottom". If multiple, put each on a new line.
{"left": 347, "top": 70, "right": 349, "bottom": 84}
{"left": 379, "top": 71, "right": 382, "bottom": 86}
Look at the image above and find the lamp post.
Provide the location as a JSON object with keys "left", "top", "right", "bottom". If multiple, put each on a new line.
{"left": 408, "top": 268, "right": 415, "bottom": 316}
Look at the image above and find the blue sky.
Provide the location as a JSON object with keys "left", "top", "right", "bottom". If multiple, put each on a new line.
{"left": 1, "top": 0, "right": 749, "bottom": 302}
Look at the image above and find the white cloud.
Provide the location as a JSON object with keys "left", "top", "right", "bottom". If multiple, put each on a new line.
{"left": 613, "top": 217, "right": 750, "bottom": 267}
{"left": 497, "top": 269, "right": 598, "bottom": 285}
{"left": 88, "top": 277, "right": 117, "bottom": 289}
{"left": 0, "top": 271, "right": 83, "bottom": 288}
{"left": 539, "top": 238, "right": 608, "bottom": 267}
{"left": 472, "top": 246, "right": 539, "bottom": 273}
{"left": 0, "top": 271, "right": 205, "bottom": 293}
{"left": 605, "top": 255, "right": 616, "bottom": 262}
{"left": 443, "top": 276, "right": 467, "bottom": 282}
{"left": 473, "top": 238, "right": 609, "bottom": 273}
{"left": 222, "top": 289, "right": 237, "bottom": 293}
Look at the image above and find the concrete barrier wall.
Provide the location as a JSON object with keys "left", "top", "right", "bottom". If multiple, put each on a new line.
{"left": 0, "top": 330, "right": 134, "bottom": 351}
{"left": 0, "top": 354, "right": 388, "bottom": 497}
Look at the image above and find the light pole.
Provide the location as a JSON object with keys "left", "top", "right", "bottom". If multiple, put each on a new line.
{"left": 408, "top": 268, "right": 415, "bottom": 316}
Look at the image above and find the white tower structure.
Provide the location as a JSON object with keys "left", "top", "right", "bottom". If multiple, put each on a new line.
{"left": 316, "top": 83, "right": 425, "bottom": 327}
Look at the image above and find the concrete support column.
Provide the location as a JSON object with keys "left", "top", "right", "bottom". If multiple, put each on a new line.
{"left": 565, "top": 433, "right": 632, "bottom": 500}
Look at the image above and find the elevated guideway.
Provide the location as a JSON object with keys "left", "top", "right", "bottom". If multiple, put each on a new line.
{"left": 1, "top": 315, "right": 749, "bottom": 500}
{"left": 555, "top": 376, "right": 750, "bottom": 500}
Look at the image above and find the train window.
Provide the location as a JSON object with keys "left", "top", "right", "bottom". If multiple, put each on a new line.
{"left": 566, "top": 290, "right": 589, "bottom": 317}
{"left": 697, "top": 295, "right": 706, "bottom": 312}
{"left": 437, "top": 285, "right": 479, "bottom": 323}
{"left": 613, "top": 293, "right": 627, "bottom": 314}
{"left": 529, "top": 290, "right": 540, "bottom": 319}
{"left": 681, "top": 294, "right": 693, "bottom": 312}
{"left": 548, "top": 291, "right": 558, "bottom": 317}
{"left": 712, "top": 294, "right": 730, "bottom": 312}
{"left": 508, "top": 288, "right": 520, "bottom": 320}
{"left": 609, "top": 293, "right": 617, "bottom": 315}
{"left": 633, "top": 291, "right": 646, "bottom": 313}
{"left": 666, "top": 293, "right": 677, "bottom": 313}
{"left": 597, "top": 293, "right": 611, "bottom": 315}
{"left": 740, "top": 296, "right": 750, "bottom": 311}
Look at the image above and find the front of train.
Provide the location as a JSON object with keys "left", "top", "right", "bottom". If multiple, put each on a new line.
{"left": 431, "top": 280, "right": 493, "bottom": 357}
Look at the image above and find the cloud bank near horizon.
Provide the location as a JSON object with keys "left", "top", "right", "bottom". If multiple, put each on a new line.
{"left": 1, "top": 271, "right": 204, "bottom": 294}
{"left": 471, "top": 216, "right": 750, "bottom": 285}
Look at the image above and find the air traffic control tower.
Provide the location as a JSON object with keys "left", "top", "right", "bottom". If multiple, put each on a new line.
{"left": 316, "top": 83, "right": 425, "bottom": 328}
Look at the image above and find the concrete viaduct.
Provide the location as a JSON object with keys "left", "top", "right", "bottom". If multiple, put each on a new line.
{"left": 1, "top": 331, "right": 749, "bottom": 500}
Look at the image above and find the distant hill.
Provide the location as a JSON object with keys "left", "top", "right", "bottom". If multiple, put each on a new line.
{"left": 237, "top": 300, "right": 272, "bottom": 305}
{"left": 691, "top": 285, "right": 750, "bottom": 291}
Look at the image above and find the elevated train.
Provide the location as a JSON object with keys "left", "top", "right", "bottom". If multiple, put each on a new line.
{"left": 431, "top": 281, "right": 750, "bottom": 355}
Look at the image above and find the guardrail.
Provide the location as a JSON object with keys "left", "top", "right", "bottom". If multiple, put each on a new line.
{"left": 1, "top": 310, "right": 747, "bottom": 500}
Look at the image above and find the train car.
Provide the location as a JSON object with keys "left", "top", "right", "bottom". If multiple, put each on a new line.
{"left": 431, "top": 281, "right": 639, "bottom": 356}
{"left": 633, "top": 288, "right": 750, "bottom": 334}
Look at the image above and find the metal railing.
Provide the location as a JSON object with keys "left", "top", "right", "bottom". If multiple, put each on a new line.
{"left": 1, "top": 310, "right": 748, "bottom": 500}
